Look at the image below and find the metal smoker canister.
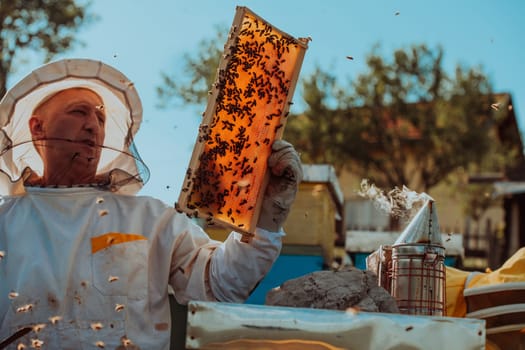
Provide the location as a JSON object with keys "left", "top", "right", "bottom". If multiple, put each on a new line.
{"left": 390, "top": 243, "right": 446, "bottom": 316}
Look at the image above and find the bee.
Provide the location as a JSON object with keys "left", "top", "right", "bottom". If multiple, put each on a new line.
{"left": 49, "top": 316, "right": 62, "bottom": 325}
{"left": 30, "top": 339, "right": 44, "bottom": 349}
{"left": 491, "top": 103, "right": 500, "bottom": 111}
{"left": 0, "top": 250, "right": 5, "bottom": 260}
{"left": 95, "top": 341, "right": 105, "bottom": 348}
{"left": 174, "top": 203, "right": 184, "bottom": 213}
{"left": 90, "top": 322, "right": 104, "bottom": 331}
{"left": 108, "top": 275, "right": 119, "bottom": 283}
{"left": 99, "top": 209, "right": 109, "bottom": 217}
{"left": 96, "top": 197, "right": 104, "bottom": 204}
{"left": 8, "top": 291, "right": 19, "bottom": 299}
{"left": 17, "top": 344, "right": 26, "bottom": 350}
{"left": 32, "top": 324, "right": 46, "bottom": 333}
{"left": 115, "top": 304, "right": 125, "bottom": 312}
{"left": 120, "top": 336, "right": 133, "bottom": 346}
{"left": 345, "top": 306, "right": 360, "bottom": 315}
{"left": 346, "top": 56, "right": 354, "bottom": 60}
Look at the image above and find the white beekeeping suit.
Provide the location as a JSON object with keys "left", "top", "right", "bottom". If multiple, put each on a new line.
{"left": 0, "top": 59, "right": 301, "bottom": 349}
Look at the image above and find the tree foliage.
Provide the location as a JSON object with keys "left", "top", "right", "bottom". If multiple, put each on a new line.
{"left": 284, "top": 67, "right": 367, "bottom": 172}
{"left": 157, "top": 28, "right": 518, "bottom": 195}
{"left": 289, "top": 44, "right": 513, "bottom": 193}
{"left": 0, "top": 0, "right": 95, "bottom": 97}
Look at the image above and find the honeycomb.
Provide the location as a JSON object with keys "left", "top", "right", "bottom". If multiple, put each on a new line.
{"left": 177, "top": 6, "right": 308, "bottom": 238}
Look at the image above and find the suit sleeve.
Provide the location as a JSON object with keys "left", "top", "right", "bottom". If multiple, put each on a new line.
{"left": 166, "top": 211, "right": 283, "bottom": 304}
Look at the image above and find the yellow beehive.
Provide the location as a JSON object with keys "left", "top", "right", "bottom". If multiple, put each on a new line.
{"left": 283, "top": 165, "right": 344, "bottom": 265}
{"left": 177, "top": 6, "right": 309, "bottom": 240}
{"left": 206, "top": 164, "right": 344, "bottom": 266}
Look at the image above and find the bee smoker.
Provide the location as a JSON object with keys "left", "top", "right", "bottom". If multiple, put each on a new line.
{"left": 367, "top": 199, "right": 447, "bottom": 315}
{"left": 390, "top": 243, "right": 446, "bottom": 315}
{"left": 389, "top": 200, "right": 446, "bottom": 316}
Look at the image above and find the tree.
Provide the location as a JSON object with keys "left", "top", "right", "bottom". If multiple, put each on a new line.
{"left": 0, "top": 0, "right": 95, "bottom": 97}
{"left": 156, "top": 29, "right": 516, "bottom": 194}
{"left": 290, "top": 44, "right": 513, "bottom": 193}
{"left": 283, "top": 67, "right": 367, "bottom": 173}
{"left": 292, "top": 45, "right": 519, "bottom": 234}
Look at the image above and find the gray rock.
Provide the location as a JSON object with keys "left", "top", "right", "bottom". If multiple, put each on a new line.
{"left": 265, "top": 267, "right": 399, "bottom": 313}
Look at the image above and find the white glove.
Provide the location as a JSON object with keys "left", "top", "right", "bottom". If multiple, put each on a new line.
{"left": 257, "top": 140, "right": 303, "bottom": 232}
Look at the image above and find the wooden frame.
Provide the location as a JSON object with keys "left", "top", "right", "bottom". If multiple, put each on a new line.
{"left": 176, "top": 6, "right": 309, "bottom": 239}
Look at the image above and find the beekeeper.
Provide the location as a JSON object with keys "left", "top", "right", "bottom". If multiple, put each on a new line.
{"left": 0, "top": 59, "right": 302, "bottom": 349}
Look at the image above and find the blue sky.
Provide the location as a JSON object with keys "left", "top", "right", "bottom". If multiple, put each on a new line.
{"left": 8, "top": 0, "right": 525, "bottom": 204}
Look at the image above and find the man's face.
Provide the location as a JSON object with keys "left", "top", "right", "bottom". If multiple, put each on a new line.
{"left": 30, "top": 88, "right": 106, "bottom": 183}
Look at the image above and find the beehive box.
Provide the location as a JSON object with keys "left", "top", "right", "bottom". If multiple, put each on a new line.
{"left": 177, "top": 6, "right": 309, "bottom": 240}
{"left": 283, "top": 164, "right": 344, "bottom": 265}
{"left": 204, "top": 165, "right": 344, "bottom": 266}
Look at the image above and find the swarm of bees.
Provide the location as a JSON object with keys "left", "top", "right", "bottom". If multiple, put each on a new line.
{"left": 177, "top": 7, "right": 308, "bottom": 235}
{"left": 3, "top": 248, "right": 128, "bottom": 346}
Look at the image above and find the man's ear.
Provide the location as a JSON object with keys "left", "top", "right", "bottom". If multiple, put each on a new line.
{"left": 29, "top": 116, "right": 44, "bottom": 138}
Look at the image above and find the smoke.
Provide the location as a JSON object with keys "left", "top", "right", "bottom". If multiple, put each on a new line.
{"left": 357, "top": 179, "right": 433, "bottom": 219}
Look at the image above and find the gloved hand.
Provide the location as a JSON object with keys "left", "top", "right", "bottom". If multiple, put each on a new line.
{"left": 257, "top": 140, "right": 303, "bottom": 232}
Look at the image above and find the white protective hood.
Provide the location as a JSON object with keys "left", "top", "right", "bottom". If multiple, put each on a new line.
{"left": 0, "top": 58, "right": 149, "bottom": 195}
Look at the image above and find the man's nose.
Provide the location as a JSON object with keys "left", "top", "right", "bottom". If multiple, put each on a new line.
{"left": 83, "top": 110, "right": 101, "bottom": 134}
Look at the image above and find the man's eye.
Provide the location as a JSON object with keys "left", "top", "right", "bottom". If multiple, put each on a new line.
{"left": 71, "top": 109, "right": 87, "bottom": 115}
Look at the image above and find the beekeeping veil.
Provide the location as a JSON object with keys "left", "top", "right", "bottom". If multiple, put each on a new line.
{"left": 0, "top": 58, "right": 149, "bottom": 195}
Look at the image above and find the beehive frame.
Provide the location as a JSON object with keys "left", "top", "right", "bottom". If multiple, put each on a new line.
{"left": 176, "top": 6, "right": 309, "bottom": 239}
